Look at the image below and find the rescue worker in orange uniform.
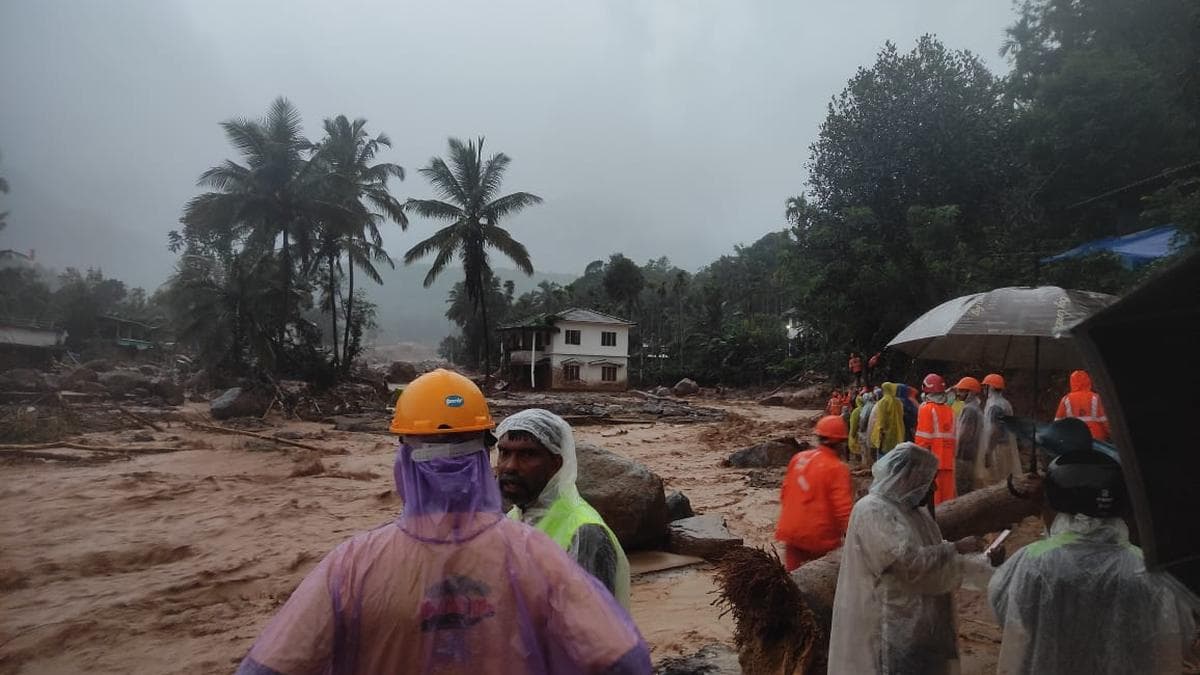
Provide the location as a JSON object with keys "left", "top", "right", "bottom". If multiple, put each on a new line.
{"left": 775, "top": 415, "right": 855, "bottom": 571}
{"left": 1055, "top": 369, "right": 1110, "bottom": 441}
{"left": 914, "top": 373, "right": 957, "bottom": 505}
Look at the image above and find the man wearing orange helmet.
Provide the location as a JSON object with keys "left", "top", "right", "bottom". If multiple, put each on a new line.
{"left": 775, "top": 415, "right": 855, "bottom": 571}
{"left": 1054, "top": 369, "right": 1110, "bottom": 441}
{"left": 235, "top": 369, "right": 650, "bottom": 674}
{"left": 951, "top": 377, "right": 984, "bottom": 495}
{"left": 977, "top": 373, "right": 1020, "bottom": 486}
{"left": 914, "top": 373, "right": 957, "bottom": 505}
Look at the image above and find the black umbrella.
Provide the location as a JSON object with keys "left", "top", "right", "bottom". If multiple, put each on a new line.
{"left": 1071, "top": 250, "right": 1200, "bottom": 602}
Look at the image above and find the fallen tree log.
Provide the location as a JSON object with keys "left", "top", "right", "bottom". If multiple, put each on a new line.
{"left": 715, "top": 474, "right": 1043, "bottom": 674}
{"left": 0, "top": 441, "right": 184, "bottom": 455}
{"left": 184, "top": 421, "right": 325, "bottom": 452}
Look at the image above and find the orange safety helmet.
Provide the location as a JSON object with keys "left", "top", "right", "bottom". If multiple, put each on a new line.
{"left": 953, "top": 376, "right": 982, "bottom": 393}
{"left": 814, "top": 414, "right": 849, "bottom": 441}
{"left": 921, "top": 373, "right": 947, "bottom": 394}
{"left": 389, "top": 369, "right": 495, "bottom": 435}
{"left": 982, "top": 373, "right": 1006, "bottom": 390}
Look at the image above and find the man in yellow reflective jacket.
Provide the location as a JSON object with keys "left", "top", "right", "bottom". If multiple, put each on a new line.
{"left": 497, "top": 408, "right": 631, "bottom": 608}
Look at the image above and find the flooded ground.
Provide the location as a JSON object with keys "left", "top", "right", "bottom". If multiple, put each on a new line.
{"left": 1, "top": 396, "right": 1021, "bottom": 673}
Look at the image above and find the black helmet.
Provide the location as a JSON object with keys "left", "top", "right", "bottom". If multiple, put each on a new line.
{"left": 1045, "top": 450, "right": 1127, "bottom": 518}
{"left": 1035, "top": 417, "right": 1093, "bottom": 458}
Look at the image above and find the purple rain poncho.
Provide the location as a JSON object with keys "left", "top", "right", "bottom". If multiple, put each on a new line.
{"left": 235, "top": 438, "right": 651, "bottom": 675}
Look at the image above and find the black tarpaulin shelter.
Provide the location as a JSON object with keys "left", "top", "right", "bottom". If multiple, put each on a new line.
{"left": 1071, "top": 250, "right": 1200, "bottom": 601}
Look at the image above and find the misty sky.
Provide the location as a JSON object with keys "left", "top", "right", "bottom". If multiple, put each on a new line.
{"left": 0, "top": 1, "right": 1018, "bottom": 291}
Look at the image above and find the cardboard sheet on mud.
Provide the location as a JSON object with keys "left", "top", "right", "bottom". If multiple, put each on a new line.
{"left": 628, "top": 550, "right": 705, "bottom": 575}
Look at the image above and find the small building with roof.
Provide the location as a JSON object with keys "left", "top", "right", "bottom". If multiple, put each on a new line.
{"left": 498, "top": 308, "right": 635, "bottom": 391}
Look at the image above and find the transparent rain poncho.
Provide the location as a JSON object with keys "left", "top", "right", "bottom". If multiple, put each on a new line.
{"left": 988, "top": 513, "right": 1196, "bottom": 675}
{"left": 496, "top": 409, "right": 631, "bottom": 608}
{"left": 954, "top": 394, "right": 983, "bottom": 495}
{"left": 235, "top": 438, "right": 650, "bottom": 675}
{"left": 977, "top": 389, "right": 1020, "bottom": 485}
{"left": 829, "top": 443, "right": 978, "bottom": 675}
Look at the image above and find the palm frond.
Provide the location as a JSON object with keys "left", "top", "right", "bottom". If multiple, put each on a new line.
{"left": 418, "top": 156, "right": 469, "bottom": 204}
{"left": 478, "top": 151, "right": 512, "bottom": 204}
{"left": 483, "top": 224, "right": 534, "bottom": 275}
{"left": 485, "top": 191, "right": 543, "bottom": 220}
{"left": 404, "top": 223, "right": 461, "bottom": 266}
{"left": 423, "top": 244, "right": 459, "bottom": 288}
{"left": 404, "top": 198, "right": 463, "bottom": 221}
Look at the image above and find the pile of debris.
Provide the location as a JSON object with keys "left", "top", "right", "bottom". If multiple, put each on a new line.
{"left": 0, "top": 360, "right": 184, "bottom": 407}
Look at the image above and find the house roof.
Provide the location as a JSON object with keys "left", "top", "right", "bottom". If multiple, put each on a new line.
{"left": 498, "top": 307, "right": 635, "bottom": 331}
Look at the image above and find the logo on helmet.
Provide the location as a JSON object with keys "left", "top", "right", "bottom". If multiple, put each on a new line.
{"left": 445, "top": 394, "right": 464, "bottom": 408}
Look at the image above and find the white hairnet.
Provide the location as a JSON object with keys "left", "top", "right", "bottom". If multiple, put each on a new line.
{"left": 496, "top": 408, "right": 578, "bottom": 517}
{"left": 870, "top": 442, "right": 940, "bottom": 508}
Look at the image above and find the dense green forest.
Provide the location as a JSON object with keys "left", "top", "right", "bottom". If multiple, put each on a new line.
{"left": 2, "top": 0, "right": 1195, "bottom": 387}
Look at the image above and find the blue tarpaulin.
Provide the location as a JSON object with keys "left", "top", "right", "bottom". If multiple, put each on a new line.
{"left": 1041, "top": 225, "right": 1188, "bottom": 268}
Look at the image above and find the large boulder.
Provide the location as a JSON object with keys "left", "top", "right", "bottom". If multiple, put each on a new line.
{"left": 759, "top": 385, "right": 825, "bottom": 409}
{"left": 0, "top": 368, "right": 49, "bottom": 391}
{"left": 60, "top": 367, "right": 99, "bottom": 390}
{"left": 99, "top": 370, "right": 153, "bottom": 396}
{"left": 386, "top": 361, "right": 418, "bottom": 384}
{"left": 183, "top": 369, "right": 211, "bottom": 393}
{"left": 152, "top": 378, "right": 185, "bottom": 406}
{"left": 576, "top": 442, "right": 670, "bottom": 550}
{"left": 667, "top": 515, "right": 743, "bottom": 560}
{"left": 210, "top": 387, "right": 272, "bottom": 420}
{"left": 724, "top": 438, "right": 809, "bottom": 468}
{"left": 82, "top": 358, "right": 114, "bottom": 373}
{"left": 673, "top": 378, "right": 700, "bottom": 396}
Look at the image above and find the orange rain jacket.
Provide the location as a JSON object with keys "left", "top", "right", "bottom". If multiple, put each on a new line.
{"left": 775, "top": 444, "right": 854, "bottom": 555}
{"left": 915, "top": 400, "right": 957, "bottom": 505}
{"left": 1055, "top": 370, "right": 1110, "bottom": 441}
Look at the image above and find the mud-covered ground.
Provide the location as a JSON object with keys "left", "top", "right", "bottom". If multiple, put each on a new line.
{"left": 2, "top": 397, "right": 1033, "bottom": 673}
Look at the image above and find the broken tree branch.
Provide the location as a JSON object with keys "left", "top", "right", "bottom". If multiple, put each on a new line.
{"left": 117, "top": 406, "right": 165, "bottom": 432}
{"left": 184, "top": 421, "right": 324, "bottom": 452}
{"left": 0, "top": 441, "right": 181, "bottom": 454}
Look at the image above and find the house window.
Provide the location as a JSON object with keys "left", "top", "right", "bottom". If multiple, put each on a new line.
{"left": 602, "top": 366, "right": 618, "bottom": 382}
{"left": 565, "top": 329, "right": 581, "bottom": 345}
{"left": 601, "top": 331, "right": 617, "bottom": 347}
{"left": 564, "top": 364, "right": 581, "bottom": 381}
{"left": 534, "top": 332, "right": 544, "bottom": 350}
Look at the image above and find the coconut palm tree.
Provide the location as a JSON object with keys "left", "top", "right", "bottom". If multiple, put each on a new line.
{"left": 181, "top": 97, "right": 344, "bottom": 350}
{"left": 0, "top": 150, "right": 10, "bottom": 233}
{"left": 313, "top": 115, "right": 407, "bottom": 370}
{"left": 404, "top": 137, "right": 541, "bottom": 376}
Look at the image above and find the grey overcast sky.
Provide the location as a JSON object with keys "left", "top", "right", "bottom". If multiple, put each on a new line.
{"left": 0, "top": 0, "right": 1018, "bottom": 290}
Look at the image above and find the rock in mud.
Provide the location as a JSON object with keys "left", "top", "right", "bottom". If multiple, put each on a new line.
{"left": 576, "top": 442, "right": 670, "bottom": 550}
{"left": 759, "top": 384, "right": 825, "bottom": 408}
{"left": 0, "top": 368, "right": 48, "bottom": 391}
{"left": 666, "top": 490, "right": 695, "bottom": 522}
{"left": 60, "top": 367, "right": 99, "bottom": 389}
{"left": 654, "top": 644, "right": 741, "bottom": 675}
{"left": 210, "top": 387, "right": 271, "bottom": 420}
{"left": 673, "top": 378, "right": 700, "bottom": 396}
{"left": 651, "top": 385, "right": 673, "bottom": 398}
{"left": 99, "top": 370, "right": 153, "bottom": 396}
{"left": 667, "top": 515, "right": 743, "bottom": 560}
{"left": 386, "top": 361, "right": 418, "bottom": 383}
{"left": 724, "top": 438, "right": 809, "bottom": 468}
{"left": 82, "top": 358, "right": 113, "bottom": 372}
{"left": 332, "top": 414, "right": 391, "bottom": 433}
{"left": 152, "top": 378, "right": 184, "bottom": 406}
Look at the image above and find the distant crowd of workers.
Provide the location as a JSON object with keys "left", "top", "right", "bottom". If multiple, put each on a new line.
{"left": 776, "top": 361, "right": 1194, "bottom": 673}
{"left": 229, "top": 367, "right": 1191, "bottom": 675}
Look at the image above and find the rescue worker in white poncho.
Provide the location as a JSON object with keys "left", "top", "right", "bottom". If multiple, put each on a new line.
{"left": 828, "top": 443, "right": 993, "bottom": 674}
{"left": 496, "top": 408, "right": 631, "bottom": 608}
{"left": 988, "top": 418, "right": 1196, "bottom": 675}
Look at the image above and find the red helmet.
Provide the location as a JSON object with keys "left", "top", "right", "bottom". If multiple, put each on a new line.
{"left": 814, "top": 415, "right": 849, "bottom": 441}
{"left": 921, "top": 373, "right": 947, "bottom": 394}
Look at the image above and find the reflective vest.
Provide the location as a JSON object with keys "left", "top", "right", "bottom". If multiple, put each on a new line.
{"left": 508, "top": 490, "right": 630, "bottom": 608}
{"left": 915, "top": 401, "right": 957, "bottom": 505}
{"left": 1057, "top": 392, "right": 1109, "bottom": 441}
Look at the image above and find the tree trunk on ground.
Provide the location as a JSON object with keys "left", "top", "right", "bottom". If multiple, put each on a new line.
{"left": 480, "top": 293, "right": 491, "bottom": 382}
{"left": 716, "top": 474, "right": 1043, "bottom": 675}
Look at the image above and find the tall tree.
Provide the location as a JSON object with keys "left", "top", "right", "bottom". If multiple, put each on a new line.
{"left": 602, "top": 253, "right": 644, "bottom": 319}
{"left": 314, "top": 115, "right": 407, "bottom": 370}
{"left": 180, "top": 97, "right": 345, "bottom": 353}
{"left": 404, "top": 137, "right": 541, "bottom": 376}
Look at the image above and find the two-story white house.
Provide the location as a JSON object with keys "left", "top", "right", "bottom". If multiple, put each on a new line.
{"left": 498, "top": 308, "right": 635, "bottom": 391}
